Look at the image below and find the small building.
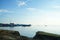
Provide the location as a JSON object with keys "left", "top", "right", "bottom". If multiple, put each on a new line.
{"left": 10, "top": 23, "right": 14, "bottom": 26}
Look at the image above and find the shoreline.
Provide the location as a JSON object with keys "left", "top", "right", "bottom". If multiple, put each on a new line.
{"left": 0, "top": 30, "right": 60, "bottom": 40}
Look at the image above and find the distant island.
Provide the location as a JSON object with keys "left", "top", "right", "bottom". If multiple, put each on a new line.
{"left": 0, "top": 23, "right": 31, "bottom": 27}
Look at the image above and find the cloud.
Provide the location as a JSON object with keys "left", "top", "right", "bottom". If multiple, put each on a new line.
{"left": 0, "top": 9, "right": 14, "bottom": 13}
{"left": 53, "top": 6, "right": 60, "bottom": 8}
{"left": 49, "top": 5, "right": 60, "bottom": 9}
{"left": 47, "top": 0, "right": 60, "bottom": 9}
{"left": 17, "top": 0, "right": 32, "bottom": 7}
{"left": 48, "top": 5, "right": 60, "bottom": 9}
{"left": 27, "top": 7, "right": 45, "bottom": 13}
{"left": 0, "top": 9, "right": 10, "bottom": 12}
{"left": 0, "top": 9, "right": 8, "bottom": 16}
{"left": 27, "top": 7, "right": 37, "bottom": 11}
{"left": 18, "top": 1, "right": 26, "bottom": 6}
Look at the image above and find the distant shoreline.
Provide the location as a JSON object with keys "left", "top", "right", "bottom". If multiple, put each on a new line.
{"left": 0, "top": 23, "right": 31, "bottom": 27}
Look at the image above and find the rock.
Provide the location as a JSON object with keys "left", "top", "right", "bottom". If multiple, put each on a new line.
{"left": 1, "top": 30, "right": 60, "bottom": 40}
{"left": 33, "top": 31, "right": 60, "bottom": 40}
{"left": 0, "top": 30, "right": 21, "bottom": 40}
{"left": 0, "top": 30, "right": 30, "bottom": 40}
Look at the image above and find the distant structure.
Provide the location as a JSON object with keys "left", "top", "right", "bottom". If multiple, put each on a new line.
{"left": 10, "top": 23, "right": 14, "bottom": 26}
{"left": 0, "top": 23, "right": 31, "bottom": 27}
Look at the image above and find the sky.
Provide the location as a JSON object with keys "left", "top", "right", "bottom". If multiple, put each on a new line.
{"left": 0, "top": 0, "right": 60, "bottom": 25}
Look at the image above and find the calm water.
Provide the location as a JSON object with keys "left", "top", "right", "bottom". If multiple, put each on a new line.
{"left": 0, "top": 25, "right": 60, "bottom": 37}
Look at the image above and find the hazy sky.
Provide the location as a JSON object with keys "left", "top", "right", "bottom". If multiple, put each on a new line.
{"left": 0, "top": 0, "right": 60, "bottom": 25}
